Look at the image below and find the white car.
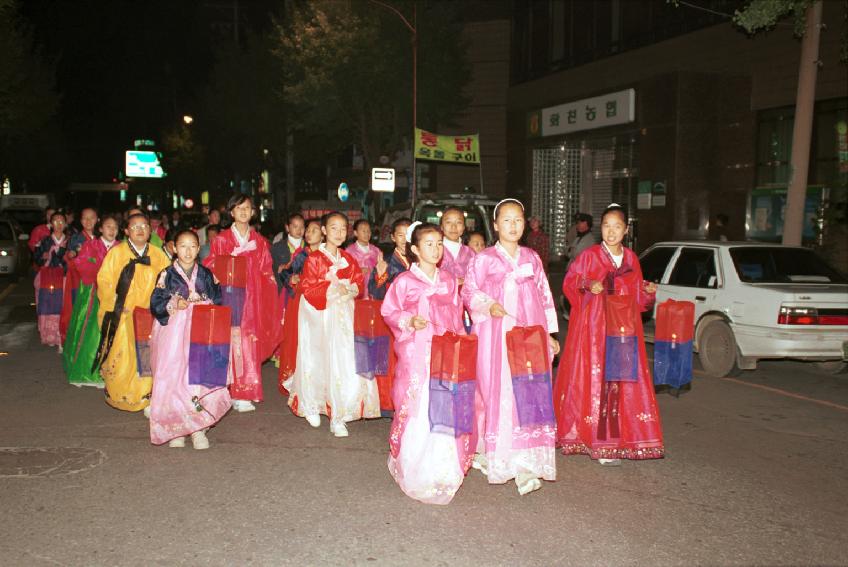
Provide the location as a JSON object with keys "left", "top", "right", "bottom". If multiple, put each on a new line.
{"left": 639, "top": 241, "right": 848, "bottom": 378}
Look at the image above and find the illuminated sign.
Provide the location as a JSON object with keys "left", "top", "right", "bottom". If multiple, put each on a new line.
{"left": 125, "top": 151, "right": 165, "bottom": 178}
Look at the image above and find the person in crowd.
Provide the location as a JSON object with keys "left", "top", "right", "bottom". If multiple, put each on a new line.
{"left": 198, "top": 209, "right": 221, "bottom": 246}
{"left": 345, "top": 219, "right": 382, "bottom": 298}
{"left": 151, "top": 214, "right": 167, "bottom": 242}
{"left": 277, "top": 217, "right": 322, "bottom": 388}
{"left": 525, "top": 216, "right": 550, "bottom": 269}
{"left": 34, "top": 211, "right": 69, "bottom": 349}
{"left": 202, "top": 195, "right": 279, "bottom": 413}
{"left": 553, "top": 204, "right": 663, "bottom": 466}
{"left": 381, "top": 221, "right": 471, "bottom": 504}
{"left": 271, "top": 213, "right": 306, "bottom": 304}
{"left": 461, "top": 198, "right": 560, "bottom": 496}
{"left": 710, "top": 213, "right": 730, "bottom": 241}
{"left": 162, "top": 228, "right": 179, "bottom": 262}
{"left": 564, "top": 213, "right": 595, "bottom": 268}
{"left": 94, "top": 212, "right": 170, "bottom": 412}
{"left": 368, "top": 217, "right": 412, "bottom": 300}
{"left": 198, "top": 224, "right": 220, "bottom": 262}
{"left": 439, "top": 208, "right": 475, "bottom": 286}
{"left": 467, "top": 231, "right": 486, "bottom": 254}
{"left": 149, "top": 230, "right": 231, "bottom": 450}
{"left": 60, "top": 208, "right": 99, "bottom": 342}
{"left": 282, "top": 212, "right": 380, "bottom": 437}
{"left": 28, "top": 207, "right": 55, "bottom": 255}
{"left": 63, "top": 214, "right": 119, "bottom": 387}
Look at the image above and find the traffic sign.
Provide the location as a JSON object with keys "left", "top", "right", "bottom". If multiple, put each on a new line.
{"left": 371, "top": 168, "right": 395, "bottom": 192}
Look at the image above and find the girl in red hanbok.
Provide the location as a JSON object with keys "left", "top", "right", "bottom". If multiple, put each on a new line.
{"left": 345, "top": 219, "right": 382, "bottom": 299}
{"left": 283, "top": 212, "right": 381, "bottom": 437}
{"left": 553, "top": 204, "right": 663, "bottom": 465}
{"left": 202, "top": 195, "right": 279, "bottom": 413}
{"left": 462, "top": 199, "right": 560, "bottom": 496}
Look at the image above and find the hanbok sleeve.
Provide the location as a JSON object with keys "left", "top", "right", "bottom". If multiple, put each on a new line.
{"left": 380, "top": 275, "right": 416, "bottom": 343}
{"left": 34, "top": 236, "right": 52, "bottom": 267}
{"left": 367, "top": 252, "right": 391, "bottom": 300}
{"left": 346, "top": 251, "right": 365, "bottom": 298}
{"left": 300, "top": 254, "right": 330, "bottom": 311}
{"left": 96, "top": 248, "right": 119, "bottom": 315}
{"left": 631, "top": 255, "right": 656, "bottom": 313}
{"left": 270, "top": 240, "right": 291, "bottom": 292}
{"left": 149, "top": 270, "right": 174, "bottom": 326}
{"left": 562, "top": 248, "right": 597, "bottom": 312}
{"left": 201, "top": 234, "right": 224, "bottom": 271}
{"left": 461, "top": 253, "right": 497, "bottom": 324}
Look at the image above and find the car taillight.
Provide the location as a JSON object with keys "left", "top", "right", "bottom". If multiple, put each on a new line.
{"left": 778, "top": 305, "right": 848, "bottom": 325}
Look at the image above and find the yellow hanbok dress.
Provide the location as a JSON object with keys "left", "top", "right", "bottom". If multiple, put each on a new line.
{"left": 96, "top": 241, "right": 170, "bottom": 411}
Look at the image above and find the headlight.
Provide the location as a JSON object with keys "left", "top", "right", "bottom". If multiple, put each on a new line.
{"left": 0, "top": 250, "right": 9, "bottom": 257}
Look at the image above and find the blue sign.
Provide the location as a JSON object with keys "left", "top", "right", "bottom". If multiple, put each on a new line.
{"left": 337, "top": 182, "right": 350, "bottom": 202}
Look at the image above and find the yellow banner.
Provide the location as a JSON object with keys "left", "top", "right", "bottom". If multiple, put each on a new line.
{"left": 414, "top": 128, "right": 480, "bottom": 164}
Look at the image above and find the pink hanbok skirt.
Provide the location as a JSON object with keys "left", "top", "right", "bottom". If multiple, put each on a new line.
{"left": 149, "top": 304, "right": 232, "bottom": 445}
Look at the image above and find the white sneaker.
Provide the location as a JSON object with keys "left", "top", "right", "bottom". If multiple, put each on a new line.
{"left": 516, "top": 474, "right": 542, "bottom": 496}
{"left": 305, "top": 414, "right": 321, "bottom": 428}
{"left": 231, "top": 400, "right": 256, "bottom": 413}
{"left": 191, "top": 430, "right": 210, "bottom": 450}
{"left": 143, "top": 406, "right": 151, "bottom": 419}
{"left": 57, "top": 345, "right": 63, "bottom": 354}
{"left": 598, "top": 458, "right": 622, "bottom": 466}
{"left": 331, "top": 422, "right": 349, "bottom": 437}
{"left": 471, "top": 453, "right": 489, "bottom": 476}
{"left": 168, "top": 437, "right": 186, "bottom": 448}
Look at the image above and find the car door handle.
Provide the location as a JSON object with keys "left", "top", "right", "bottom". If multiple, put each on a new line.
{"left": 695, "top": 296, "right": 706, "bottom": 302}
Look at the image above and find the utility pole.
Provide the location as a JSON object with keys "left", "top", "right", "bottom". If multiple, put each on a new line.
{"left": 783, "top": 0, "right": 822, "bottom": 246}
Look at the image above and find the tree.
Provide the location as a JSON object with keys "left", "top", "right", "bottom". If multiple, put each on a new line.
{"left": 0, "top": 0, "right": 62, "bottom": 189}
{"left": 273, "top": 0, "right": 470, "bottom": 170}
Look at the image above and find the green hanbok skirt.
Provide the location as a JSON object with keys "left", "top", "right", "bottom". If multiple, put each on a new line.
{"left": 63, "top": 283, "right": 105, "bottom": 387}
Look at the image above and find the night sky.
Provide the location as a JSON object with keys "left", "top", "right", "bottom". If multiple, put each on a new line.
{"left": 19, "top": 0, "right": 278, "bottom": 183}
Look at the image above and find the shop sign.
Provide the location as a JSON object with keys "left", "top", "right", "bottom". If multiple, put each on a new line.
{"left": 637, "top": 180, "right": 652, "bottom": 209}
{"left": 534, "top": 89, "right": 635, "bottom": 137}
{"left": 414, "top": 128, "right": 480, "bottom": 164}
{"left": 653, "top": 181, "right": 667, "bottom": 207}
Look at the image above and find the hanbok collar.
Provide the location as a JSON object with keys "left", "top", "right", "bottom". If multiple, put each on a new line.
{"left": 355, "top": 241, "right": 371, "bottom": 253}
{"left": 232, "top": 224, "right": 251, "bottom": 247}
{"left": 175, "top": 262, "right": 198, "bottom": 287}
{"left": 394, "top": 248, "right": 411, "bottom": 269}
{"left": 319, "top": 243, "right": 347, "bottom": 267}
{"left": 128, "top": 240, "right": 148, "bottom": 258}
{"left": 411, "top": 263, "right": 439, "bottom": 285}
{"left": 495, "top": 241, "right": 520, "bottom": 264}
{"left": 101, "top": 237, "right": 115, "bottom": 250}
{"left": 52, "top": 234, "right": 66, "bottom": 246}
{"left": 443, "top": 238, "right": 461, "bottom": 258}
{"left": 288, "top": 235, "right": 302, "bottom": 250}
{"left": 602, "top": 241, "right": 624, "bottom": 269}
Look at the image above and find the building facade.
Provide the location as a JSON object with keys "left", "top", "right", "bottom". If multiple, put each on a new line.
{"left": 505, "top": 0, "right": 847, "bottom": 264}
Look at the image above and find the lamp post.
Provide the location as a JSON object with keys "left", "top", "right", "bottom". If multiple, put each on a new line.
{"left": 368, "top": 0, "right": 417, "bottom": 207}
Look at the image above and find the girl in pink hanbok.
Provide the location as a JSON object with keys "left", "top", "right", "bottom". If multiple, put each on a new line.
{"left": 149, "top": 231, "right": 231, "bottom": 449}
{"left": 461, "top": 199, "right": 560, "bottom": 495}
{"left": 381, "top": 222, "right": 471, "bottom": 504}
{"left": 439, "top": 207, "right": 475, "bottom": 284}
{"left": 345, "top": 219, "right": 382, "bottom": 299}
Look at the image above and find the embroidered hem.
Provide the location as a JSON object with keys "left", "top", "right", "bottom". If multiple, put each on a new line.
{"left": 560, "top": 442, "right": 665, "bottom": 460}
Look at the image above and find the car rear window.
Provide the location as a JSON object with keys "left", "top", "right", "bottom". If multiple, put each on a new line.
{"left": 730, "top": 247, "right": 847, "bottom": 284}
{"left": 418, "top": 204, "right": 489, "bottom": 235}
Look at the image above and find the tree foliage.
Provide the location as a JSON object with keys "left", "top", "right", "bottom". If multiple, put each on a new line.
{"left": 0, "top": 0, "right": 61, "bottom": 184}
{"left": 273, "top": 0, "right": 471, "bottom": 168}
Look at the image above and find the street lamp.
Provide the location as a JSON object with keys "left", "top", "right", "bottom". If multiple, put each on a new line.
{"left": 182, "top": 115, "right": 194, "bottom": 125}
{"left": 367, "top": 0, "right": 417, "bottom": 207}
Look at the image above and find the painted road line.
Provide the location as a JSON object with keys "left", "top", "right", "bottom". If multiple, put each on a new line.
{"left": 720, "top": 377, "right": 848, "bottom": 412}
{"left": 648, "top": 354, "right": 848, "bottom": 412}
{"left": 0, "top": 282, "right": 16, "bottom": 304}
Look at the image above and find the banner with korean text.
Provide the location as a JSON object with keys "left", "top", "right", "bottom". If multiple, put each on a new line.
{"left": 414, "top": 128, "right": 480, "bottom": 164}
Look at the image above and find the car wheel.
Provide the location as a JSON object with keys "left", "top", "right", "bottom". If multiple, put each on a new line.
{"left": 813, "top": 360, "right": 848, "bottom": 375}
{"left": 698, "top": 320, "right": 741, "bottom": 378}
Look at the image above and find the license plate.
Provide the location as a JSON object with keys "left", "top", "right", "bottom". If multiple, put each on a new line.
{"left": 843, "top": 341, "right": 848, "bottom": 361}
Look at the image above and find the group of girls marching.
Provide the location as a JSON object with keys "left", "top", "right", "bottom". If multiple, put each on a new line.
{"left": 40, "top": 194, "right": 664, "bottom": 505}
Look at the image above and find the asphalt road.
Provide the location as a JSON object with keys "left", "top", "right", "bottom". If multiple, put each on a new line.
{"left": 1, "top": 275, "right": 846, "bottom": 567}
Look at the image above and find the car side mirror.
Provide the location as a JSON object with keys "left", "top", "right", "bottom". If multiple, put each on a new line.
{"left": 19, "top": 234, "right": 29, "bottom": 241}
